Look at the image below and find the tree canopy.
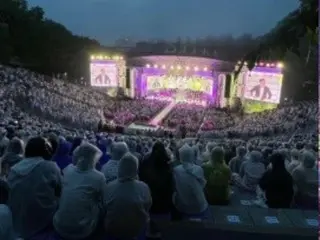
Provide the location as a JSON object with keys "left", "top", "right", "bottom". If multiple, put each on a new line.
{"left": 0, "top": 0, "right": 101, "bottom": 79}
{"left": 238, "top": 0, "right": 318, "bottom": 72}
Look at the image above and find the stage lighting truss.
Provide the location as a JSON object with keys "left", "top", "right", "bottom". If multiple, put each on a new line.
{"left": 145, "top": 63, "right": 209, "bottom": 72}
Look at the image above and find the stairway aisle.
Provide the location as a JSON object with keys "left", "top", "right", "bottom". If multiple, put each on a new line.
{"left": 149, "top": 101, "right": 176, "bottom": 126}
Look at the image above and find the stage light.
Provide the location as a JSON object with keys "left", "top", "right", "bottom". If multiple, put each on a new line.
{"left": 146, "top": 64, "right": 151, "bottom": 68}
{"left": 119, "top": 56, "right": 123, "bottom": 60}
{"left": 277, "top": 62, "right": 283, "bottom": 68}
{"left": 270, "top": 63, "right": 275, "bottom": 67}
{"left": 177, "top": 65, "right": 181, "bottom": 70}
{"left": 185, "top": 66, "right": 190, "bottom": 70}
{"left": 161, "top": 65, "right": 166, "bottom": 69}
{"left": 259, "top": 62, "right": 264, "bottom": 66}
{"left": 154, "top": 64, "right": 158, "bottom": 68}
{"left": 255, "top": 62, "right": 258, "bottom": 66}
{"left": 266, "top": 63, "right": 270, "bottom": 67}
{"left": 90, "top": 55, "right": 95, "bottom": 60}
{"left": 244, "top": 61, "right": 248, "bottom": 65}
{"left": 194, "top": 66, "right": 199, "bottom": 71}
{"left": 203, "top": 67, "right": 208, "bottom": 71}
{"left": 170, "top": 65, "right": 174, "bottom": 69}
{"left": 237, "top": 61, "right": 241, "bottom": 64}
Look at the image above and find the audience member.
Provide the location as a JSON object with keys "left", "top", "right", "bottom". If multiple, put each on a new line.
{"left": 203, "top": 147, "right": 232, "bottom": 205}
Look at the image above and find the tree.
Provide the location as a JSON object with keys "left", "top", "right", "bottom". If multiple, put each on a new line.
{"left": 0, "top": 0, "right": 101, "bottom": 79}
{"left": 237, "top": 0, "right": 318, "bottom": 74}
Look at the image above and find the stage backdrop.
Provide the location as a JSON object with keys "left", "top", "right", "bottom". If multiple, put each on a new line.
{"left": 145, "top": 75, "right": 213, "bottom": 94}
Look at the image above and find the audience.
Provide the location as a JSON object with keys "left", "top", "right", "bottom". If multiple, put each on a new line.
{"left": 0, "top": 65, "right": 317, "bottom": 239}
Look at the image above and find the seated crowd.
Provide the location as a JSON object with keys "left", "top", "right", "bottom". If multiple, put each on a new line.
{"left": 162, "top": 103, "right": 205, "bottom": 133}
{"left": 0, "top": 65, "right": 318, "bottom": 240}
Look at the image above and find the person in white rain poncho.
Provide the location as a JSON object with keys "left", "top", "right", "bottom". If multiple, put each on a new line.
{"left": 104, "top": 153, "right": 152, "bottom": 239}
{"left": 53, "top": 143, "right": 106, "bottom": 240}
{"left": 101, "top": 141, "right": 128, "bottom": 183}
{"left": 7, "top": 137, "right": 61, "bottom": 239}
{"left": 172, "top": 144, "right": 208, "bottom": 219}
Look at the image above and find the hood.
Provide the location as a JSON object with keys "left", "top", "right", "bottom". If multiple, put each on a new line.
{"left": 249, "top": 151, "right": 263, "bottom": 163}
{"left": 73, "top": 143, "right": 102, "bottom": 171}
{"left": 110, "top": 142, "right": 128, "bottom": 161}
{"left": 302, "top": 150, "right": 316, "bottom": 169}
{"left": 117, "top": 153, "right": 138, "bottom": 182}
{"left": 129, "top": 141, "right": 137, "bottom": 152}
{"left": 10, "top": 157, "right": 44, "bottom": 176}
{"left": 179, "top": 144, "right": 194, "bottom": 164}
{"left": 1, "top": 153, "right": 23, "bottom": 168}
{"left": 4, "top": 138, "right": 24, "bottom": 155}
{"left": 69, "top": 137, "right": 83, "bottom": 155}
{"left": 211, "top": 147, "right": 225, "bottom": 165}
{"left": 55, "top": 140, "right": 71, "bottom": 156}
{"left": 205, "top": 142, "right": 215, "bottom": 153}
{"left": 236, "top": 146, "right": 246, "bottom": 157}
{"left": 52, "top": 140, "right": 72, "bottom": 170}
{"left": 179, "top": 144, "right": 195, "bottom": 171}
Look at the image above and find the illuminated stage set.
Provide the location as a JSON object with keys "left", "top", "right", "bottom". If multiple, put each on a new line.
{"left": 90, "top": 54, "right": 236, "bottom": 107}
{"left": 90, "top": 50, "right": 284, "bottom": 112}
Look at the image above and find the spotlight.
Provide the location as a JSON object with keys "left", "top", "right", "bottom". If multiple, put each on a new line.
{"left": 277, "top": 62, "right": 283, "bottom": 69}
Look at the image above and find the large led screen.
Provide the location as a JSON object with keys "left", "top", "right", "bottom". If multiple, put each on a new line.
{"left": 146, "top": 75, "right": 213, "bottom": 94}
{"left": 244, "top": 71, "right": 283, "bottom": 104}
{"left": 90, "top": 62, "right": 118, "bottom": 87}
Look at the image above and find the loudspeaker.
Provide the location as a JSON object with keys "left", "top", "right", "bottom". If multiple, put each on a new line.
{"left": 224, "top": 74, "right": 232, "bottom": 98}
{"left": 125, "top": 68, "right": 131, "bottom": 88}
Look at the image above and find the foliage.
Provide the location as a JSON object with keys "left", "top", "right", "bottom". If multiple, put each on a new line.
{"left": 236, "top": 0, "right": 318, "bottom": 75}
{"left": 0, "top": 0, "right": 101, "bottom": 78}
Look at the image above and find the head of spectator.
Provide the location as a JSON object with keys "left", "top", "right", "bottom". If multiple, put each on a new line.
{"left": 25, "top": 136, "right": 54, "bottom": 160}
{"left": 149, "top": 141, "right": 170, "bottom": 169}
{"left": 1, "top": 137, "right": 24, "bottom": 178}
{"left": 52, "top": 137, "right": 72, "bottom": 170}
{"left": 228, "top": 146, "right": 246, "bottom": 174}
{"left": 110, "top": 142, "right": 128, "bottom": 161}
{"left": 286, "top": 148, "right": 301, "bottom": 174}
{"left": 101, "top": 142, "right": 128, "bottom": 183}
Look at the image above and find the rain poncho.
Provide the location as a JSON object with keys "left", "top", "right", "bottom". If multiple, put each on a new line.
{"left": 104, "top": 153, "right": 152, "bottom": 239}
{"left": 173, "top": 144, "right": 207, "bottom": 214}
{"left": 7, "top": 157, "right": 61, "bottom": 238}
{"left": 53, "top": 143, "right": 105, "bottom": 239}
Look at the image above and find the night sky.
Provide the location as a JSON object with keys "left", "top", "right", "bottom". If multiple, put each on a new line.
{"left": 27, "top": 0, "right": 299, "bottom": 45}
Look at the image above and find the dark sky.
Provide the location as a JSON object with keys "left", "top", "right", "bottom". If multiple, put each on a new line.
{"left": 27, "top": 0, "right": 299, "bottom": 45}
